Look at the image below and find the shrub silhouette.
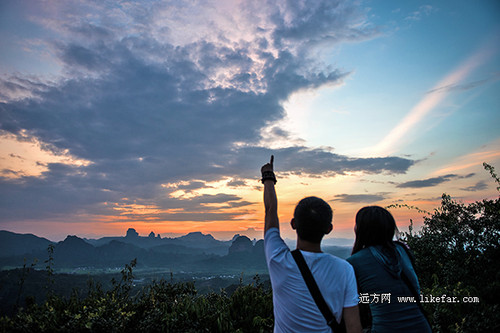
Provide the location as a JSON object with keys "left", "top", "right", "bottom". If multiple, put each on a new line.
{"left": 0, "top": 260, "right": 273, "bottom": 332}
{"left": 401, "top": 163, "right": 500, "bottom": 332}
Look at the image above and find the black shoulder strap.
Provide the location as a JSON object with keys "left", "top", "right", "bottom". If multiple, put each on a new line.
{"left": 291, "top": 249, "right": 346, "bottom": 333}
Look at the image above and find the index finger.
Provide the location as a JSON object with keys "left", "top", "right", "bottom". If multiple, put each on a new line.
{"left": 270, "top": 155, "right": 274, "bottom": 166}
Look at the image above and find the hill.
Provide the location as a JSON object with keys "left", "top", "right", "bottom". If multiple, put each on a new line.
{"left": 0, "top": 231, "right": 54, "bottom": 258}
{"left": 0, "top": 228, "right": 352, "bottom": 276}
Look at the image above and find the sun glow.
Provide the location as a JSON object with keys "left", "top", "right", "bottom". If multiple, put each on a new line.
{"left": 0, "top": 131, "right": 92, "bottom": 179}
{"left": 432, "top": 139, "right": 500, "bottom": 175}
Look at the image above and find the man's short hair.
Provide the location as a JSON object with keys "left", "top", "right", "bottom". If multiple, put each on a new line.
{"left": 293, "top": 196, "right": 333, "bottom": 243}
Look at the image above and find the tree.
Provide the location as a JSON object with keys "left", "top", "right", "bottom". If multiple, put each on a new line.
{"left": 403, "top": 163, "right": 500, "bottom": 332}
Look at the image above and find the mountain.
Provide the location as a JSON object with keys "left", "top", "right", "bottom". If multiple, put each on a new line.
{"left": 85, "top": 228, "right": 165, "bottom": 248}
{"left": 53, "top": 235, "right": 97, "bottom": 267}
{"left": 0, "top": 230, "right": 54, "bottom": 258}
{"left": 228, "top": 235, "right": 253, "bottom": 254}
{"left": 95, "top": 240, "right": 148, "bottom": 267}
{"left": 0, "top": 229, "right": 267, "bottom": 271}
{"left": 151, "top": 243, "right": 209, "bottom": 255}
{"left": 161, "top": 231, "right": 231, "bottom": 255}
{"left": 84, "top": 229, "right": 231, "bottom": 255}
{"left": 172, "top": 232, "right": 228, "bottom": 248}
{"left": 0, "top": 229, "right": 353, "bottom": 272}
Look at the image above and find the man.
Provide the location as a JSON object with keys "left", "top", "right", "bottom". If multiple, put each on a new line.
{"left": 262, "top": 156, "right": 361, "bottom": 333}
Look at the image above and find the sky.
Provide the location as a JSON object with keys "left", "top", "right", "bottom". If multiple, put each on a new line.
{"left": 0, "top": 0, "right": 499, "bottom": 242}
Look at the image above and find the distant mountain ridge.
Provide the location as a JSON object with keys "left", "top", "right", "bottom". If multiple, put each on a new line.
{"left": 0, "top": 228, "right": 243, "bottom": 257}
{"left": 0, "top": 229, "right": 353, "bottom": 272}
{"left": 0, "top": 230, "right": 53, "bottom": 258}
{"left": 0, "top": 229, "right": 267, "bottom": 272}
{"left": 83, "top": 229, "right": 231, "bottom": 253}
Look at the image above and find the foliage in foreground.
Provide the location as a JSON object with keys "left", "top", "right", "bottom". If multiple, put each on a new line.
{"left": 403, "top": 163, "right": 500, "bottom": 332}
{"left": 0, "top": 261, "right": 273, "bottom": 333}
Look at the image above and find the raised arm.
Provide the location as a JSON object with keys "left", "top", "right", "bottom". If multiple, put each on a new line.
{"left": 261, "top": 155, "right": 279, "bottom": 235}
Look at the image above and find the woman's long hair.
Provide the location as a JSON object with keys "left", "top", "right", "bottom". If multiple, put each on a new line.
{"left": 352, "top": 206, "right": 397, "bottom": 255}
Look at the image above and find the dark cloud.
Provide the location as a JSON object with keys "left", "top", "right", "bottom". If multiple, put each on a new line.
{"left": 176, "top": 181, "right": 210, "bottom": 191}
{"left": 270, "top": 0, "right": 378, "bottom": 47}
{"left": 0, "top": 75, "right": 52, "bottom": 102}
{"left": 117, "top": 211, "right": 249, "bottom": 223}
{"left": 331, "top": 193, "right": 388, "bottom": 203}
{"left": 0, "top": 0, "right": 411, "bottom": 223}
{"left": 460, "top": 181, "right": 488, "bottom": 192}
{"left": 397, "top": 174, "right": 457, "bottom": 188}
{"left": 227, "top": 179, "right": 247, "bottom": 187}
{"left": 229, "top": 146, "right": 414, "bottom": 177}
{"left": 186, "top": 193, "right": 242, "bottom": 205}
{"left": 396, "top": 173, "right": 477, "bottom": 189}
{"left": 426, "top": 75, "right": 500, "bottom": 94}
{"left": 271, "top": 127, "right": 292, "bottom": 138}
{"left": 59, "top": 44, "right": 110, "bottom": 71}
{"left": 70, "top": 23, "right": 112, "bottom": 41}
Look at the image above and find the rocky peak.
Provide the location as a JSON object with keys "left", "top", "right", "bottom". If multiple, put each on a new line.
{"left": 228, "top": 235, "right": 253, "bottom": 254}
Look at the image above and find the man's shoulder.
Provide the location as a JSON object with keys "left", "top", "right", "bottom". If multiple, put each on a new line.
{"left": 331, "top": 254, "right": 355, "bottom": 269}
{"left": 264, "top": 227, "right": 282, "bottom": 247}
{"left": 301, "top": 251, "right": 355, "bottom": 281}
{"left": 317, "top": 251, "right": 352, "bottom": 267}
{"left": 264, "top": 228, "right": 290, "bottom": 262}
{"left": 327, "top": 253, "right": 356, "bottom": 277}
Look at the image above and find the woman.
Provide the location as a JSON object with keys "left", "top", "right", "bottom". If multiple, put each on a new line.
{"left": 346, "top": 206, "right": 431, "bottom": 332}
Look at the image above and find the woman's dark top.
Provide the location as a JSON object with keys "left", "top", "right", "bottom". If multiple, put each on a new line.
{"left": 347, "top": 243, "right": 431, "bottom": 333}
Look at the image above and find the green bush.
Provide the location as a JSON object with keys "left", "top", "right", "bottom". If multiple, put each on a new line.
{"left": 0, "top": 262, "right": 273, "bottom": 333}
{"left": 402, "top": 163, "right": 500, "bottom": 332}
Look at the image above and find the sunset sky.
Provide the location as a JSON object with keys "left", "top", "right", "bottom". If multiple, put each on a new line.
{"left": 1, "top": 0, "right": 499, "bottom": 242}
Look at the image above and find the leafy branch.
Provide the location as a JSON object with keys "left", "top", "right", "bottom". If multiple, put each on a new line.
{"left": 483, "top": 162, "right": 500, "bottom": 192}
{"left": 385, "top": 203, "right": 430, "bottom": 215}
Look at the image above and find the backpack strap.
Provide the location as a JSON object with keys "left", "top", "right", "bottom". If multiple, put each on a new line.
{"left": 291, "top": 249, "right": 346, "bottom": 333}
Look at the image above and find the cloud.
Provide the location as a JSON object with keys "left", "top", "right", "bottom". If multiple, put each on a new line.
{"left": 0, "top": 0, "right": 409, "bottom": 224}
{"left": 271, "top": 0, "right": 378, "bottom": 47}
{"left": 175, "top": 181, "right": 211, "bottom": 191}
{"left": 396, "top": 174, "right": 470, "bottom": 188}
{"left": 331, "top": 193, "right": 388, "bottom": 203}
{"left": 231, "top": 146, "right": 414, "bottom": 177}
{"left": 405, "top": 5, "right": 436, "bottom": 21}
{"left": 397, "top": 174, "right": 455, "bottom": 188}
{"left": 426, "top": 73, "right": 500, "bottom": 94}
{"left": 460, "top": 181, "right": 488, "bottom": 192}
{"left": 227, "top": 179, "right": 247, "bottom": 187}
{"left": 184, "top": 193, "right": 243, "bottom": 205}
{"left": 396, "top": 173, "right": 477, "bottom": 189}
{"left": 369, "top": 41, "right": 496, "bottom": 156}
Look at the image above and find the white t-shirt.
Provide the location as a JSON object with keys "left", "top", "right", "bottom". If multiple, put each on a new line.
{"left": 264, "top": 228, "right": 358, "bottom": 333}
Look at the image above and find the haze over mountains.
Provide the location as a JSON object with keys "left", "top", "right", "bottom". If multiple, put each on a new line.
{"left": 0, "top": 228, "right": 352, "bottom": 273}
{"left": 1, "top": 228, "right": 258, "bottom": 272}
